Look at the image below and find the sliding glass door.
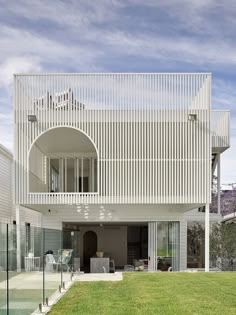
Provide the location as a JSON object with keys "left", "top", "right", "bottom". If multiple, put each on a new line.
{"left": 148, "top": 222, "right": 180, "bottom": 271}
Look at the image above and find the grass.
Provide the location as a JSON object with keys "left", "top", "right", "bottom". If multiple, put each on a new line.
{"left": 49, "top": 273, "right": 236, "bottom": 315}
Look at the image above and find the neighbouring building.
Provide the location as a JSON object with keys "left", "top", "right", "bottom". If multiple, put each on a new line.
{"left": 0, "top": 143, "right": 42, "bottom": 226}
{"left": 13, "top": 73, "right": 230, "bottom": 271}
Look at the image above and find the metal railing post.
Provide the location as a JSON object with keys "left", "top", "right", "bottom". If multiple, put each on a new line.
{"left": 43, "top": 228, "right": 45, "bottom": 305}
{"left": 61, "top": 230, "right": 63, "bottom": 288}
{"left": 7, "top": 223, "right": 9, "bottom": 315}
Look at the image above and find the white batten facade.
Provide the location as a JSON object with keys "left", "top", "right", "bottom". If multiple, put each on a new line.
{"left": 0, "top": 144, "right": 13, "bottom": 223}
{"left": 14, "top": 73, "right": 230, "bottom": 272}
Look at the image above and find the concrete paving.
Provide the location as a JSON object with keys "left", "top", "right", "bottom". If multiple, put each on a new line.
{"left": 0, "top": 271, "right": 71, "bottom": 289}
{"left": 75, "top": 272, "right": 123, "bottom": 282}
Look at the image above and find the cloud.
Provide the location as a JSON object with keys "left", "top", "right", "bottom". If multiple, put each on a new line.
{"left": 0, "top": 57, "right": 41, "bottom": 90}
{"left": 100, "top": 31, "right": 236, "bottom": 67}
{"left": 213, "top": 79, "right": 236, "bottom": 111}
{"left": 221, "top": 134, "right": 236, "bottom": 184}
{"left": 1, "top": 1, "right": 236, "bottom": 72}
{"left": 0, "top": 110, "right": 13, "bottom": 151}
{"left": 3, "top": 0, "right": 118, "bottom": 27}
{"left": 0, "top": 25, "right": 103, "bottom": 73}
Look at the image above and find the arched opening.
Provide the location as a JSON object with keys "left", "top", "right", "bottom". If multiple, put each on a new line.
{"left": 83, "top": 231, "right": 97, "bottom": 271}
{"left": 28, "top": 127, "right": 98, "bottom": 193}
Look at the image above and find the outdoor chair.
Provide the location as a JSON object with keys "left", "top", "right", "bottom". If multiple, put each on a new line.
{"left": 124, "top": 264, "right": 134, "bottom": 272}
{"left": 45, "top": 254, "right": 56, "bottom": 272}
{"left": 45, "top": 249, "right": 73, "bottom": 272}
{"left": 55, "top": 249, "right": 73, "bottom": 272}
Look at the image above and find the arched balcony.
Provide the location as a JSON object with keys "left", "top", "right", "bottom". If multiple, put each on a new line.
{"left": 29, "top": 127, "right": 98, "bottom": 194}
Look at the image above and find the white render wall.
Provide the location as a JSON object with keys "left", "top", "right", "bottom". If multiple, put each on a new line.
{"left": 29, "top": 145, "right": 47, "bottom": 193}
{"left": 15, "top": 73, "right": 212, "bottom": 206}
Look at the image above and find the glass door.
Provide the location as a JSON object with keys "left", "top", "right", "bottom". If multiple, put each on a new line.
{"left": 148, "top": 222, "right": 180, "bottom": 271}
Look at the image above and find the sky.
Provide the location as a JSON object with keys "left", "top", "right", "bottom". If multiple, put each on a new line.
{"left": 0, "top": 0, "right": 235, "bottom": 185}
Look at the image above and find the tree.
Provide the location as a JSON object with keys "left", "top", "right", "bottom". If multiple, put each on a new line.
{"left": 210, "top": 223, "right": 236, "bottom": 271}
{"left": 187, "top": 223, "right": 205, "bottom": 268}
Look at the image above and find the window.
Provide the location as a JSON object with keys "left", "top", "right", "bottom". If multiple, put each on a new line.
{"left": 25, "top": 223, "right": 31, "bottom": 255}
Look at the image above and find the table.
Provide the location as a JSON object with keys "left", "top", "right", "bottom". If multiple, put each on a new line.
{"left": 90, "top": 257, "right": 110, "bottom": 273}
{"left": 24, "top": 257, "right": 40, "bottom": 272}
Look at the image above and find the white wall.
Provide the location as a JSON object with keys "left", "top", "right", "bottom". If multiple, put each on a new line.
{"left": 11, "top": 206, "right": 42, "bottom": 228}
{"left": 0, "top": 145, "right": 13, "bottom": 223}
{"left": 29, "top": 145, "right": 47, "bottom": 192}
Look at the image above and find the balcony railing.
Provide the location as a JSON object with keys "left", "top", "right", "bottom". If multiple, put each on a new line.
{"left": 211, "top": 110, "right": 230, "bottom": 150}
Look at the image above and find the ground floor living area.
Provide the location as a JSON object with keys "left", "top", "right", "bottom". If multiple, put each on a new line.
{"left": 13, "top": 203, "right": 221, "bottom": 273}
{"left": 63, "top": 221, "right": 181, "bottom": 273}
{"left": 60, "top": 220, "right": 186, "bottom": 273}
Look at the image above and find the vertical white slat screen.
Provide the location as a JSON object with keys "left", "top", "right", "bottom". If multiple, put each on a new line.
{"left": 14, "top": 73, "right": 215, "bottom": 205}
{"left": 211, "top": 110, "right": 230, "bottom": 149}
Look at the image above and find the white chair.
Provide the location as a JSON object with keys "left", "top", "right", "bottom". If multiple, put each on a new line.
{"left": 45, "top": 254, "right": 56, "bottom": 272}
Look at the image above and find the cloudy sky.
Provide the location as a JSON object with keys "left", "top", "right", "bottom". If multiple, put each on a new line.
{"left": 0, "top": 0, "right": 235, "bottom": 185}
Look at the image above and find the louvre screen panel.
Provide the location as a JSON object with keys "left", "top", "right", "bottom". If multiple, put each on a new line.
{"left": 211, "top": 110, "right": 230, "bottom": 149}
{"left": 14, "top": 73, "right": 212, "bottom": 205}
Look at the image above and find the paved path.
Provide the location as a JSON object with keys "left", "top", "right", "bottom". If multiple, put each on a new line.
{"left": 75, "top": 272, "right": 123, "bottom": 282}
{"left": 0, "top": 272, "right": 71, "bottom": 289}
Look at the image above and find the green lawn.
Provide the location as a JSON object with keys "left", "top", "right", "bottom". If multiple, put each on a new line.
{"left": 49, "top": 273, "right": 236, "bottom": 315}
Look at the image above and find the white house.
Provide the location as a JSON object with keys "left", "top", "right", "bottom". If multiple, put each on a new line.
{"left": 13, "top": 73, "right": 230, "bottom": 272}
{"left": 0, "top": 143, "right": 42, "bottom": 226}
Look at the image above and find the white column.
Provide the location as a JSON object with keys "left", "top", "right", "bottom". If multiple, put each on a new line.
{"left": 148, "top": 222, "right": 157, "bottom": 272}
{"left": 59, "top": 158, "right": 64, "bottom": 192}
{"left": 217, "top": 154, "right": 221, "bottom": 215}
{"left": 91, "top": 158, "right": 95, "bottom": 192}
{"left": 205, "top": 204, "right": 210, "bottom": 272}
{"left": 81, "top": 157, "right": 84, "bottom": 193}
{"left": 179, "top": 219, "right": 187, "bottom": 271}
{"left": 65, "top": 158, "right": 67, "bottom": 192}
{"left": 16, "top": 205, "right": 21, "bottom": 272}
{"left": 74, "top": 158, "right": 77, "bottom": 192}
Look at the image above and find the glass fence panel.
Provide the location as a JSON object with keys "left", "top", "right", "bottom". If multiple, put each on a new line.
{"left": 0, "top": 223, "right": 7, "bottom": 315}
{"left": 62, "top": 229, "right": 79, "bottom": 285}
{"left": 0, "top": 222, "right": 78, "bottom": 315}
{"left": 44, "top": 228, "right": 62, "bottom": 303}
{"left": 8, "top": 224, "right": 43, "bottom": 315}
